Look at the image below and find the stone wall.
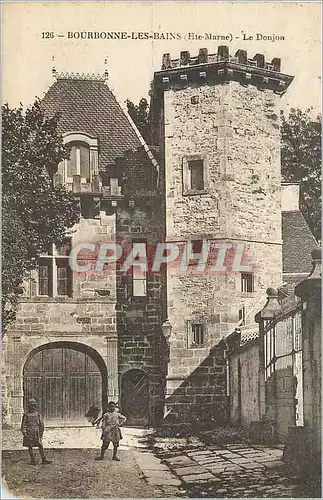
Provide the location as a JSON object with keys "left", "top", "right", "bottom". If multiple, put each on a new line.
{"left": 3, "top": 211, "right": 118, "bottom": 428}
{"left": 163, "top": 82, "right": 282, "bottom": 241}
{"left": 240, "top": 341, "right": 260, "bottom": 428}
{"left": 114, "top": 147, "right": 167, "bottom": 425}
{"left": 165, "top": 344, "right": 227, "bottom": 426}
{"left": 298, "top": 281, "right": 321, "bottom": 466}
{"left": 116, "top": 202, "right": 167, "bottom": 425}
{"left": 228, "top": 341, "right": 240, "bottom": 427}
{"left": 158, "top": 72, "right": 284, "bottom": 421}
{"left": 283, "top": 249, "right": 321, "bottom": 480}
{"left": 228, "top": 333, "right": 260, "bottom": 429}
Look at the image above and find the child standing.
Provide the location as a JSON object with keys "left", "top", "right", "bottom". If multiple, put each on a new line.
{"left": 95, "top": 401, "right": 126, "bottom": 461}
{"left": 21, "top": 398, "right": 52, "bottom": 465}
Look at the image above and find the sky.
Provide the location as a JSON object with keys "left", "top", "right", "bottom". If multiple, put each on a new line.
{"left": 2, "top": 1, "right": 322, "bottom": 114}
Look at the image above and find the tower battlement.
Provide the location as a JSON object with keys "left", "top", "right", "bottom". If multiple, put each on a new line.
{"left": 155, "top": 46, "right": 293, "bottom": 93}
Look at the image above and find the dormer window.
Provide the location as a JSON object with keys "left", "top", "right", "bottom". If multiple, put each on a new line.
{"left": 56, "top": 132, "right": 98, "bottom": 186}
{"left": 66, "top": 142, "right": 90, "bottom": 182}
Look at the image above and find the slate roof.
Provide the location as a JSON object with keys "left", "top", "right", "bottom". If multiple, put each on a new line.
{"left": 41, "top": 77, "right": 141, "bottom": 170}
{"left": 282, "top": 210, "right": 317, "bottom": 276}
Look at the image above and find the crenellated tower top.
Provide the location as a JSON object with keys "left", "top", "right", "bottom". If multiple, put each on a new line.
{"left": 154, "top": 45, "right": 294, "bottom": 94}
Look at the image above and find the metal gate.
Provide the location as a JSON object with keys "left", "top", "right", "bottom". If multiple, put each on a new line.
{"left": 121, "top": 369, "right": 149, "bottom": 426}
{"left": 23, "top": 346, "right": 102, "bottom": 423}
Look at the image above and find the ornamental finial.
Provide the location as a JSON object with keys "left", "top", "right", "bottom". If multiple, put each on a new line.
{"left": 295, "top": 248, "right": 322, "bottom": 300}
{"left": 51, "top": 55, "right": 57, "bottom": 78}
{"left": 104, "top": 57, "right": 109, "bottom": 81}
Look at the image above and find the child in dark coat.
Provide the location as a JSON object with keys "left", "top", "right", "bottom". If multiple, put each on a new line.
{"left": 95, "top": 401, "right": 126, "bottom": 461}
{"left": 21, "top": 398, "right": 52, "bottom": 465}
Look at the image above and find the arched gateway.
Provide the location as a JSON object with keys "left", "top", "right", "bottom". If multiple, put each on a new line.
{"left": 23, "top": 342, "right": 107, "bottom": 423}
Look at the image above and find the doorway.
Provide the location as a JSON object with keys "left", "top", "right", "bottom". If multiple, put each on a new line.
{"left": 23, "top": 343, "right": 106, "bottom": 424}
{"left": 121, "top": 369, "right": 149, "bottom": 426}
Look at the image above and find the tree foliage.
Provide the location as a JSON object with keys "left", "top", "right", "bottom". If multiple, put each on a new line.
{"left": 126, "top": 97, "right": 151, "bottom": 144}
{"left": 281, "top": 108, "right": 321, "bottom": 240}
{"left": 2, "top": 100, "right": 80, "bottom": 331}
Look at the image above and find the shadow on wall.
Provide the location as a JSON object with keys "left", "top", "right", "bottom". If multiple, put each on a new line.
{"left": 265, "top": 367, "right": 297, "bottom": 441}
{"left": 164, "top": 340, "right": 228, "bottom": 429}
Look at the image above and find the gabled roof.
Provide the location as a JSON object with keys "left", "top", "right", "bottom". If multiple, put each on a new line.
{"left": 282, "top": 210, "right": 317, "bottom": 276}
{"left": 41, "top": 76, "right": 141, "bottom": 169}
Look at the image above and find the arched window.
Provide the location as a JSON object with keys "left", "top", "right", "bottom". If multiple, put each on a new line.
{"left": 66, "top": 142, "right": 90, "bottom": 182}
{"left": 56, "top": 132, "right": 98, "bottom": 185}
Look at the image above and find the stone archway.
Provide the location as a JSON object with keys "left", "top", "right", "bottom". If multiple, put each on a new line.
{"left": 121, "top": 369, "right": 149, "bottom": 427}
{"left": 23, "top": 342, "right": 107, "bottom": 424}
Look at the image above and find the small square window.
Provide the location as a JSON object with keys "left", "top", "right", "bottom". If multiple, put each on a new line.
{"left": 186, "top": 240, "right": 205, "bottom": 267}
{"left": 183, "top": 156, "right": 207, "bottom": 195}
{"left": 131, "top": 241, "right": 147, "bottom": 298}
{"left": 188, "top": 321, "right": 206, "bottom": 347}
{"left": 241, "top": 273, "right": 254, "bottom": 293}
{"left": 189, "top": 159, "right": 204, "bottom": 191}
{"left": 191, "top": 240, "right": 203, "bottom": 254}
{"left": 192, "top": 323, "right": 205, "bottom": 345}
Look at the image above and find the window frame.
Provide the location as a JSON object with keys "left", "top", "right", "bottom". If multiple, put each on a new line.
{"left": 182, "top": 154, "right": 208, "bottom": 196}
{"left": 187, "top": 320, "right": 207, "bottom": 348}
{"left": 57, "top": 132, "right": 98, "bottom": 186}
{"left": 37, "top": 239, "right": 73, "bottom": 298}
{"left": 65, "top": 142, "right": 91, "bottom": 184}
{"left": 131, "top": 240, "right": 148, "bottom": 300}
{"left": 56, "top": 259, "right": 72, "bottom": 297}
{"left": 185, "top": 239, "right": 207, "bottom": 267}
{"left": 38, "top": 260, "right": 53, "bottom": 297}
{"left": 240, "top": 272, "right": 254, "bottom": 293}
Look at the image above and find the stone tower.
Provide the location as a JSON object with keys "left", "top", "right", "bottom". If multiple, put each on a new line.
{"left": 151, "top": 46, "right": 294, "bottom": 423}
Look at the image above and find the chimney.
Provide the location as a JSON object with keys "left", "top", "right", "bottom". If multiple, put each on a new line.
{"left": 281, "top": 183, "right": 300, "bottom": 211}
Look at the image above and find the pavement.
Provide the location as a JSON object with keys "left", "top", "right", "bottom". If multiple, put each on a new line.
{"left": 155, "top": 443, "right": 302, "bottom": 498}
{"left": 1, "top": 428, "right": 312, "bottom": 498}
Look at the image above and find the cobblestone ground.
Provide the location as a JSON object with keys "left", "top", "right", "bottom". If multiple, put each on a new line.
{"left": 151, "top": 441, "right": 319, "bottom": 498}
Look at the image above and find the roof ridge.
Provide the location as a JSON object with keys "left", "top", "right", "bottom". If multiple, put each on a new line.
{"left": 53, "top": 70, "right": 108, "bottom": 82}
